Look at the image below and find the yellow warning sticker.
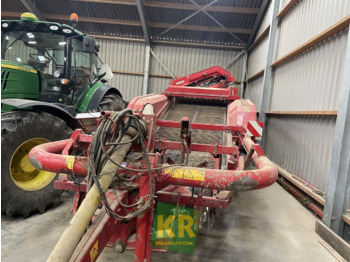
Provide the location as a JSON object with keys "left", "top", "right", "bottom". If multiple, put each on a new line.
{"left": 184, "top": 169, "right": 205, "bottom": 181}
{"left": 90, "top": 240, "right": 98, "bottom": 262}
{"left": 166, "top": 168, "right": 205, "bottom": 181}
{"left": 173, "top": 169, "right": 184, "bottom": 179}
{"left": 64, "top": 156, "right": 75, "bottom": 169}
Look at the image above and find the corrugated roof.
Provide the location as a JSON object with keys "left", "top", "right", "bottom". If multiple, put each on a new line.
{"left": 1, "top": 0, "right": 268, "bottom": 47}
{"left": 1, "top": 0, "right": 27, "bottom": 13}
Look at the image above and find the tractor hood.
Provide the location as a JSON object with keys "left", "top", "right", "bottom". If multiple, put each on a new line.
{"left": 1, "top": 59, "right": 40, "bottom": 100}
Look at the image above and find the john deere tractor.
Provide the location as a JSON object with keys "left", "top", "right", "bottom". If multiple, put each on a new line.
{"left": 1, "top": 13, "right": 125, "bottom": 217}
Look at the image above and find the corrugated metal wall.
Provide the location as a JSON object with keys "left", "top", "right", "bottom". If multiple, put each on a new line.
{"left": 245, "top": 0, "right": 273, "bottom": 114}
{"left": 271, "top": 30, "right": 348, "bottom": 111}
{"left": 256, "top": 0, "right": 273, "bottom": 38}
{"left": 98, "top": 39, "right": 145, "bottom": 100}
{"left": 245, "top": 77, "right": 263, "bottom": 111}
{"left": 266, "top": 115, "right": 336, "bottom": 191}
{"left": 277, "top": 0, "right": 350, "bottom": 58}
{"left": 98, "top": 39, "right": 245, "bottom": 100}
{"left": 247, "top": 36, "right": 269, "bottom": 78}
{"left": 244, "top": 0, "right": 350, "bottom": 192}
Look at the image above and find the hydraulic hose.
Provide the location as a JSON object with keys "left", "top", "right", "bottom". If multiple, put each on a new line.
{"left": 47, "top": 128, "right": 137, "bottom": 262}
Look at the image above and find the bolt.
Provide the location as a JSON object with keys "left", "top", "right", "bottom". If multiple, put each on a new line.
{"left": 113, "top": 239, "right": 125, "bottom": 253}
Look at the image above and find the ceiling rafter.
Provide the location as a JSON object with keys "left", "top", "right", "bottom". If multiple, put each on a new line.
{"left": 247, "top": 0, "right": 270, "bottom": 46}
{"left": 189, "top": 0, "right": 245, "bottom": 44}
{"left": 135, "top": 0, "right": 151, "bottom": 45}
{"left": 2, "top": 11, "right": 251, "bottom": 35}
{"left": 69, "top": 0, "right": 260, "bottom": 14}
{"left": 157, "top": 0, "right": 218, "bottom": 37}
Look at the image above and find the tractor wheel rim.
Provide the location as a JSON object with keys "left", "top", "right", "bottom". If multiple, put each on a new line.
{"left": 10, "top": 138, "right": 57, "bottom": 191}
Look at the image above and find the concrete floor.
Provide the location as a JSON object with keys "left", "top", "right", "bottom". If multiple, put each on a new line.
{"left": 2, "top": 183, "right": 337, "bottom": 262}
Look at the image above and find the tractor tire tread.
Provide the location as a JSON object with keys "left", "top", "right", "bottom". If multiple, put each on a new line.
{"left": 1, "top": 111, "right": 72, "bottom": 217}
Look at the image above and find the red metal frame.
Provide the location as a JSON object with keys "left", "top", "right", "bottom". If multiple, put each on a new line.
{"left": 277, "top": 176, "right": 324, "bottom": 218}
{"left": 163, "top": 86, "right": 240, "bottom": 101}
{"left": 170, "top": 66, "right": 235, "bottom": 87}
{"left": 29, "top": 66, "right": 278, "bottom": 262}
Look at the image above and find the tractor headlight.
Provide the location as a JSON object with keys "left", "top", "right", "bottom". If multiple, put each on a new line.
{"left": 62, "top": 28, "right": 72, "bottom": 34}
{"left": 53, "top": 69, "right": 62, "bottom": 78}
{"left": 49, "top": 25, "right": 59, "bottom": 31}
{"left": 52, "top": 86, "right": 61, "bottom": 92}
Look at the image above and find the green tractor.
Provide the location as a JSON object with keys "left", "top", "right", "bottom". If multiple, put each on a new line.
{"left": 1, "top": 12, "right": 125, "bottom": 217}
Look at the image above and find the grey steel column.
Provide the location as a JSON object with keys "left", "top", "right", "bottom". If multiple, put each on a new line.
{"left": 323, "top": 28, "right": 350, "bottom": 237}
{"left": 240, "top": 51, "right": 248, "bottom": 98}
{"left": 142, "top": 45, "right": 151, "bottom": 95}
{"left": 136, "top": 0, "right": 151, "bottom": 95}
{"left": 258, "top": 0, "right": 281, "bottom": 150}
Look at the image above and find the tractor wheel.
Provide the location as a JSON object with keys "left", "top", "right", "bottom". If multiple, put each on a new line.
{"left": 99, "top": 93, "right": 125, "bottom": 111}
{"left": 1, "top": 111, "right": 72, "bottom": 217}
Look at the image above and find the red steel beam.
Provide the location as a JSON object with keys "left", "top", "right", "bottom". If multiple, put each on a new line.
{"left": 154, "top": 140, "right": 238, "bottom": 155}
{"left": 29, "top": 139, "right": 89, "bottom": 176}
{"left": 156, "top": 119, "right": 246, "bottom": 133}
{"left": 156, "top": 191, "right": 230, "bottom": 209}
{"left": 158, "top": 137, "right": 277, "bottom": 191}
{"left": 163, "top": 86, "right": 240, "bottom": 100}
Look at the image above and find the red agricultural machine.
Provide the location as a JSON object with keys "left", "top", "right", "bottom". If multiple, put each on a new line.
{"left": 29, "top": 66, "right": 277, "bottom": 261}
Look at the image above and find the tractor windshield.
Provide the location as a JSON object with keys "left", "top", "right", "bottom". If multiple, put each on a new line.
{"left": 2, "top": 31, "right": 66, "bottom": 75}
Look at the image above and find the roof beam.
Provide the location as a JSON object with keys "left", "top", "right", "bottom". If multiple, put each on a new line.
{"left": 135, "top": 0, "right": 151, "bottom": 45}
{"left": 247, "top": 25, "right": 270, "bottom": 53}
{"left": 157, "top": 0, "right": 218, "bottom": 36}
{"left": 189, "top": 0, "right": 245, "bottom": 44}
{"left": 20, "top": 0, "right": 45, "bottom": 21}
{"left": 277, "top": 0, "right": 299, "bottom": 19}
{"left": 69, "top": 0, "right": 260, "bottom": 14}
{"left": 93, "top": 34, "right": 245, "bottom": 50}
{"left": 2, "top": 12, "right": 251, "bottom": 35}
{"left": 247, "top": 0, "right": 270, "bottom": 46}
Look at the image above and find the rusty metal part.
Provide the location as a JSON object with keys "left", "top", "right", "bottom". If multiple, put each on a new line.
{"left": 244, "top": 148, "right": 254, "bottom": 168}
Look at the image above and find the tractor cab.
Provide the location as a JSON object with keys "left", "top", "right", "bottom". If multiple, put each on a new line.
{"left": 1, "top": 12, "right": 113, "bottom": 113}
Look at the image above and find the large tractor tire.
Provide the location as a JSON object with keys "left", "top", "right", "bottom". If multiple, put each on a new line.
{"left": 99, "top": 93, "right": 125, "bottom": 111}
{"left": 1, "top": 111, "right": 72, "bottom": 217}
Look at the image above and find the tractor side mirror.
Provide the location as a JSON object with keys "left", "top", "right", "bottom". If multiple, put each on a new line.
{"left": 98, "top": 64, "right": 114, "bottom": 82}
{"left": 83, "top": 36, "right": 95, "bottom": 53}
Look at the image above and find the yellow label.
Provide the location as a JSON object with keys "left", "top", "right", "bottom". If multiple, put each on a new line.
{"left": 64, "top": 156, "right": 75, "bottom": 169}
{"left": 2, "top": 63, "right": 37, "bottom": 74}
{"left": 166, "top": 168, "right": 204, "bottom": 181}
{"left": 90, "top": 240, "right": 98, "bottom": 262}
{"left": 173, "top": 169, "right": 184, "bottom": 179}
{"left": 164, "top": 168, "right": 173, "bottom": 175}
{"left": 184, "top": 169, "right": 205, "bottom": 181}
